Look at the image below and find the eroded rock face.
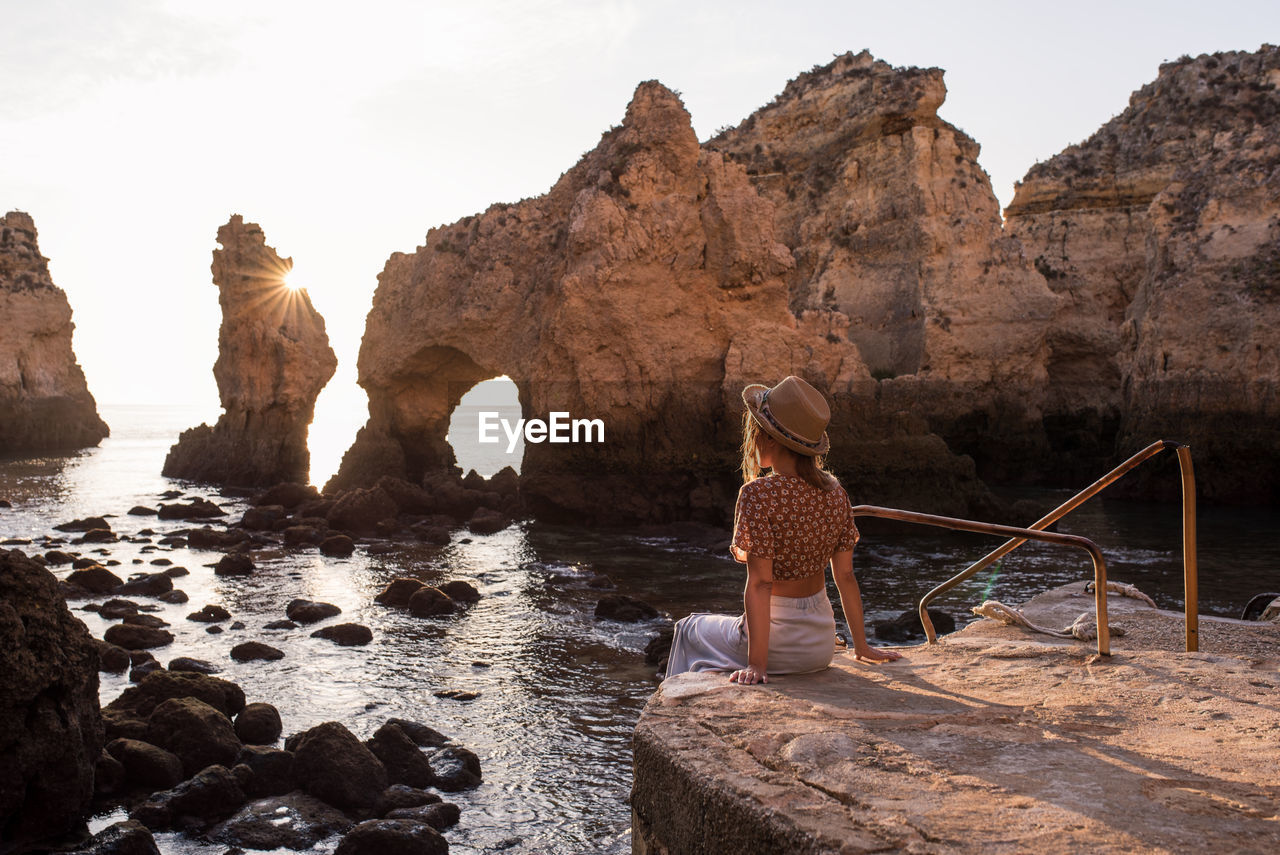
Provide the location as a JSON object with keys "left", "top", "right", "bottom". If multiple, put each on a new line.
{"left": 331, "top": 72, "right": 995, "bottom": 522}
{"left": 1006, "top": 46, "right": 1280, "bottom": 498}
{"left": 164, "top": 216, "right": 336, "bottom": 487}
{"left": 0, "top": 549, "right": 103, "bottom": 850}
{"left": 0, "top": 211, "right": 109, "bottom": 452}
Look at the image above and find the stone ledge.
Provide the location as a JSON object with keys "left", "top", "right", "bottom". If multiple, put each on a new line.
{"left": 632, "top": 588, "right": 1280, "bottom": 854}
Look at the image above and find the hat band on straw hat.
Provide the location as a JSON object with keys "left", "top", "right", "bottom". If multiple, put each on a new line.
{"left": 758, "top": 389, "right": 824, "bottom": 452}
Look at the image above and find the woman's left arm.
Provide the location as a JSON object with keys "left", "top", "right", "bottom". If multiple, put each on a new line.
{"left": 731, "top": 554, "right": 773, "bottom": 684}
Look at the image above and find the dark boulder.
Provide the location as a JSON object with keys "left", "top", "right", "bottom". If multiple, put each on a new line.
{"left": 386, "top": 802, "right": 460, "bottom": 831}
{"left": 214, "top": 553, "right": 255, "bottom": 576}
{"left": 290, "top": 721, "right": 388, "bottom": 812}
{"left": 286, "top": 598, "right": 342, "bottom": 623}
{"left": 0, "top": 549, "right": 103, "bottom": 851}
{"left": 263, "top": 619, "right": 298, "bottom": 630}
{"left": 234, "top": 745, "right": 295, "bottom": 797}
{"left": 487, "top": 465, "right": 519, "bottom": 496}
{"left": 467, "top": 507, "right": 510, "bottom": 534}
{"left": 156, "top": 499, "right": 225, "bottom": 520}
{"left": 55, "top": 516, "right": 110, "bottom": 532}
{"left": 71, "top": 556, "right": 101, "bottom": 568}
{"left": 104, "top": 624, "right": 174, "bottom": 651}
{"left": 235, "top": 703, "right": 283, "bottom": 745}
{"left": 311, "top": 623, "right": 373, "bottom": 646}
{"left": 240, "top": 504, "right": 287, "bottom": 531}
{"left": 320, "top": 534, "right": 356, "bottom": 557}
{"left": 644, "top": 625, "right": 674, "bottom": 666}
{"left": 210, "top": 791, "right": 353, "bottom": 850}
{"left": 103, "top": 708, "right": 150, "bottom": 742}
{"left": 375, "top": 578, "right": 426, "bottom": 607}
{"left": 326, "top": 486, "right": 399, "bottom": 536}
{"left": 99, "top": 598, "right": 139, "bottom": 619}
{"left": 127, "top": 506, "right": 158, "bottom": 517}
{"left": 95, "top": 639, "right": 132, "bottom": 673}
{"left": 594, "top": 594, "right": 660, "bottom": 622}
{"left": 105, "top": 670, "right": 246, "bottom": 719}
{"left": 67, "top": 564, "right": 125, "bottom": 593}
{"left": 122, "top": 613, "right": 169, "bottom": 629}
{"left": 69, "top": 820, "right": 161, "bottom": 855}
{"left": 129, "top": 661, "right": 163, "bottom": 682}
{"left": 44, "top": 549, "right": 75, "bottom": 565}
{"left": 377, "top": 785, "right": 441, "bottom": 816}
{"left": 428, "top": 745, "right": 482, "bottom": 791}
{"left": 873, "top": 607, "right": 957, "bottom": 642}
{"left": 188, "top": 604, "right": 231, "bottom": 623}
{"left": 93, "top": 750, "right": 125, "bottom": 797}
{"left": 283, "top": 524, "right": 326, "bottom": 546}
{"left": 105, "top": 738, "right": 184, "bottom": 790}
{"left": 114, "top": 572, "right": 173, "bottom": 597}
{"left": 438, "top": 579, "right": 480, "bottom": 603}
{"left": 187, "top": 527, "right": 250, "bottom": 550}
{"left": 168, "top": 657, "right": 221, "bottom": 675}
{"left": 157, "top": 589, "right": 188, "bottom": 604}
{"left": 253, "top": 482, "right": 320, "bottom": 509}
{"left": 365, "top": 723, "right": 433, "bottom": 789}
{"left": 374, "top": 476, "right": 436, "bottom": 515}
{"left": 385, "top": 719, "right": 450, "bottom": 749}
{"left": 146, "top": 696, "right": 241, "bottom": 776}
{"left": 129, "top": 764, "right": 246, "bottom": 831}
{"left": 334, "top": 819, "right": 448, "bottom": 855}
{"left": 230, "top": 641, "right": 285, "bottom": 663}
{"left": 78, "top": 528, "right": 119, "bottom": 543}
{"left": 407, "top": 587, "right": 454, "bottom": 617}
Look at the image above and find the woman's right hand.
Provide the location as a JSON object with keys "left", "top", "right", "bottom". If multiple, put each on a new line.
{"left": 852, "top": 644, "right": 902, "bottom": 664}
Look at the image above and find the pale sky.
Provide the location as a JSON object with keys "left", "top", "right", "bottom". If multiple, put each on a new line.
{"left": 4, "top": 0, "right": 1277, "bottom": 480}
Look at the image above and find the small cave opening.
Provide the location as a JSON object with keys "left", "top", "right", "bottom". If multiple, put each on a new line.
{"left": 446, "top": 375, "right": 525, "bottom": 479}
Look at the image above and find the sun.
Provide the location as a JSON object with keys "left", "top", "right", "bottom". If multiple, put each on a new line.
{"left": 281, "top": 271, "right": 303, "bottom": 292}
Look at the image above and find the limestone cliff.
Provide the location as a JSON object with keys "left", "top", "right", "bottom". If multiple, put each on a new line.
{"left": 331, "top": 81, "right": 993, "bottom": 522}
{"left": 707, "top": 51, "right": 1061, "bottom": 482}
{"left": 0, "top": 211, "right": 108, "bottom": 453}
{"left": 1006, "top": 45, "right": 1280, "bottom": 499}
{"left": 164, "top": 216, "right": 337, "bottom": 487}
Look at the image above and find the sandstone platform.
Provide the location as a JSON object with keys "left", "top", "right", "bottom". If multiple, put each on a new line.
{"left": 633, "top": 585, "right": 1280, "bottom": 853}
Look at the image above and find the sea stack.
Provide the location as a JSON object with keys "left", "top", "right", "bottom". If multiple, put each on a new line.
{"left": 0, "top": 211, "right": 109, "bottom": 452}
{"left": 329, "top": 67, "right": 997, "bottom": 524}
{"left": 1005, "top": 45, "right": 1280, "bottom": 500}
{"left": 163, "top": 216, "right": 337, "bottom": 487}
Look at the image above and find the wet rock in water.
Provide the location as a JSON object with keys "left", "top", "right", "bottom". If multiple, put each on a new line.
{"left": 71, "top": 556, "right": 101, "bottom": 568}
{"left": 320, "top": 533, "right": 356, "bottom": 557}
{"left": 93, "top": 749, "right": 125, "bottom": 797}
{"left": 586, "top": 574, "right": 615, "bottom": 590}
{"left": 78, "top": 528, "right": 118, "bottom": 544}
{"left": 366, "top": 723, "right": 434, "bottom": 789}
{"left": 234, "top": 745, "right": 295, "bottom": 797}
{"left": 69, "top": 819, "right": 161, "bottom": 855}
{"left": 55, "top": 516, "right": 111, "bottom": 532}
{"left": 253, "top": 482, "right": 320, "bottom": 509}
{"left": 206, "top": 626, "right": 223, "bottom": 635}
{"left": 377, "top": 784, "right": 442, "bottom": 816}
{"left": 163, "top": 565, "right": 189, "bottom": 577}
{"left": 146, "top": 697, "right": 242, "bottom": 776}
{"left": 188, "top": 604, "right": 231, "bottom": 623}
{"left": 386, "top": 802, "right": 460, "bottom": 831}
{"left": 105, "top": 738, "right": 185, "bottom": 790}
{"left": 229, "top": 619, "right": 246, "bottom": 630}
{"left": 95, "top": 639, "right": 132, "bottom": 673}
{"left": 129, "top": 764, "right": 246, "bottom": 831}
{"left": 326, "top": 486, "right": 399, "bottom": 536}
{"left": 169, "top": 657, "right": 221, "bottom": 675}
{"left": 104, "top": 624, "right": 174, "bottom": 650}
{"left": 210, "top": 791, "right": 353, "bottom": 850}
{"left": 428, "top": 745, "right": 482, "bottom": 791}
{"left": 99, "top": 598, "right": 140, "bottom": 620}
{"left": 215, "top": 553, "right": 255, "bottom": 576}
{"left": 286, "top": 598, "right": 342, "bottom": 624}
{"left": 128, "top": 506, "right": 158, "bottom": 517}
{"left": 187, "top": 527, "right": 250, "bottom": 550}
{"left": 114, "top": 572, "right": 174, "bottom": 597}
{"left": 107, "top": 670, "right": 247, "bottom": 719}
{"left": 291, "top": 721, "right": 389, "bottom": 812}
{"left": 385, "top": 719, "right": 450, "bottom": 749}
{"left": 467, "top": 507, "right": 510, "bottom": 534}
{"left": 44, "top": 549, "right": 74, "bottom": 565}
{"left": 283, "top": 524, "right": 326, "bottom": 546}
{"left": 644, "top": 625, "right": 674, "bottom": 666}
{"left": 240, "top": 504, "right": 287, "bottom": 531}
{"left": 334, "top": 819, "right": 448, "bottom": 855}
{"left": 438, "top": 579, "right": 480, "bottom": 603}
{"left": 311, "top": 623, "right": 373, "bottom": 646}
{"left": 156, "top": 498, "right": 226, "bottom": 521}
{"left": 433, "top": 689, "right": 479, "bottom": 701}
{"left": 416, "top": 525, "right": 452, "bottom": 546}
{"left": 263, "top": 619, "right": 297, "bottom": 630}
{"left": 129, "top": 661, "right": 163, "bottom": 682}
{"left": 375, "top": 578, "right": 426, "bottom": 607}
{"left": 234, "top": 702, "right": 283, "bottom": 745}
{"left": 230, "top": 641, "right": 285, "bottom": 663}
{"left": 67, "top": 564, "right": 125, "bottom": 593}
{"left": 0, "top": 549, "right": 103, "bottom": 850}
{"left": 122, "top": 613, "right": 169, "bottom": 629}
{"left": 594, "top": 594, "right": 660, "bottom": 622}
{"left": 872, "top": 607, "right": 957, "bottom": 642}
{"left": 407, "top": 586, "right": 455, "bottom": 617}
{"left": 157, "top": 589, "right": 188, "bottom": 604}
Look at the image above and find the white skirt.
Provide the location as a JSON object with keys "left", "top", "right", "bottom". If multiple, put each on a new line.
{"left": 664, "top": 591, "right": 836, "bottom": 677}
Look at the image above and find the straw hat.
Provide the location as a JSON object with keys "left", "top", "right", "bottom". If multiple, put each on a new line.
{"left": 742, "top": 375, "right": 831, "bottom": 456}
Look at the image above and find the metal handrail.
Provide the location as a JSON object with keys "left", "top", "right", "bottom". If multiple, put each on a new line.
{"left": 912, "top": 439, "right": 1199, "bottom": 651}
{"left": 850, "top": 505, "right": 1113, "bottom": 656}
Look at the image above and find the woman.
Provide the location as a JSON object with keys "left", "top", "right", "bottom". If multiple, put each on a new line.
{"left": 666, "top": 375, "right": 901, "bottom": 684}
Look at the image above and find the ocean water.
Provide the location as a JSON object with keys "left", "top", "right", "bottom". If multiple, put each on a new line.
{"left": 1, "top": 403, "right": 1277, "bottom": 854}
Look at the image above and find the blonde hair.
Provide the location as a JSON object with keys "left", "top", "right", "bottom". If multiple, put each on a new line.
{"left": 741, "top": 411, "right": 837, "bottom": 490}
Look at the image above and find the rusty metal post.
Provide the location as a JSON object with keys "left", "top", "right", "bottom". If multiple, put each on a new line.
{"left": 1176, "top": 445, "right": 1199, "bottom": 652}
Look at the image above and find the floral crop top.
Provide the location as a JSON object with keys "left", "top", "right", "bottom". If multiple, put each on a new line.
{"left": 730, "top": 473, "right": 859, "bottom": 580}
